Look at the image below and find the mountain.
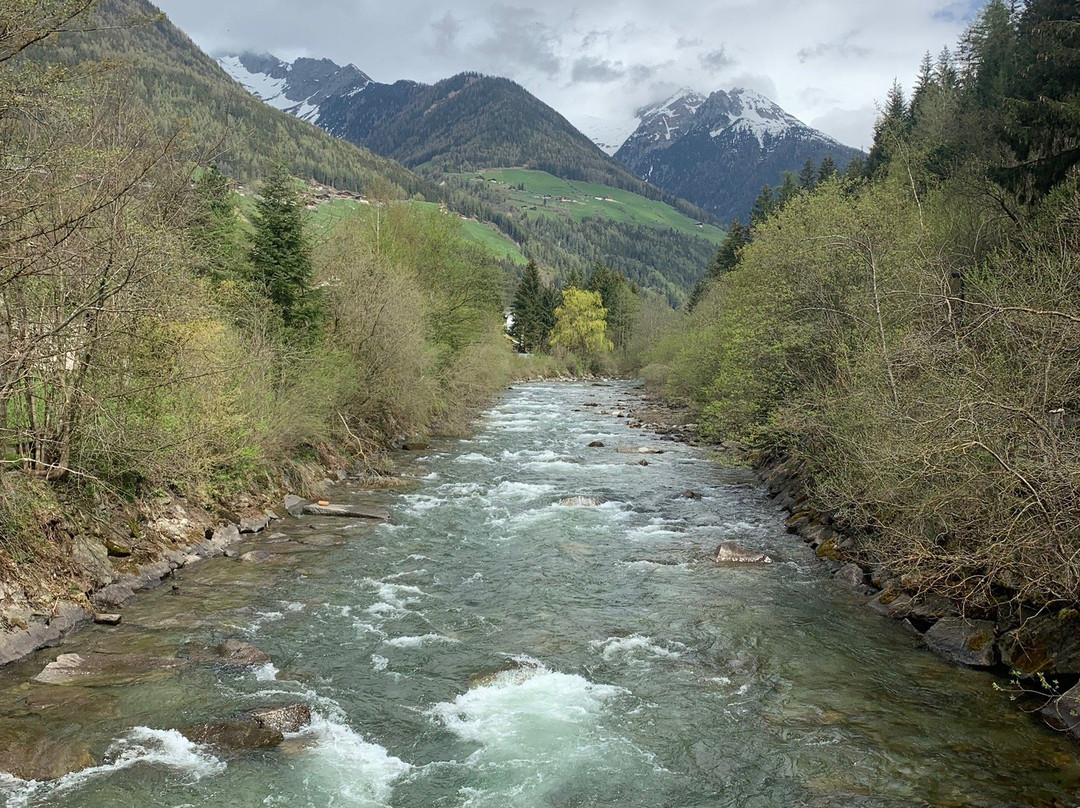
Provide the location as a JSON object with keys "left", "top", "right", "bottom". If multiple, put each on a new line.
{"left": 51, "top": 0, "right": 427, "bottom": 198}
{"left": 612, "top": 88, "right": 865, "bottom": 223}
{"left": 216, "top": 53, "right": 714, "bottom": 218}
{"left": 217, "top": 52, "right": 373, "bottom": 124}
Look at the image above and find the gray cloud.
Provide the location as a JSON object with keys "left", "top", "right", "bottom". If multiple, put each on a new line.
{"left": 154, "top": 0, "right": 980, "bottom": 150}
{"left": 699, "top": 47, "right": 734, "bottom": 73}
{"left": 797, "top": 30, "right": 872, "bottom": 63}
{"left": 431, "top": 12, "right": 460, "bottom": 55}
{"left": 475, "top": 5, "right": 563, "bottom": 76}
{"left": 572, "top": 57, "right": 625, "bottom": 83}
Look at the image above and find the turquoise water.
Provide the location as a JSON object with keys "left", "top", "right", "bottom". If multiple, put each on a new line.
{"left": 1, "top": 381, "right": 1078, "bottom": 807}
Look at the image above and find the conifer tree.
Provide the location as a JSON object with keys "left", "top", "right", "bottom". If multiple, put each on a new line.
{"left": 509, "top": 259, "right": 555, "bottom": 353}
{"left": 249, "top": 165, "right": 318, "bottom": 332}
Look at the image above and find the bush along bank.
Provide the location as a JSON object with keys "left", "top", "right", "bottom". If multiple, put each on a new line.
{"left": 755, "top": 452, "right": 1080, "bottom": 742}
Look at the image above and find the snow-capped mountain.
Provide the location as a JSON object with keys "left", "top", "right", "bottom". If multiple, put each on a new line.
{"left": 613, "top": 87, "right": 863, "bottom": 222}
{"left": 216, "top": 52, "right": 372, "bottom": 124}
{"left": 574, "top": 113, "right": 645, "bottom": 156}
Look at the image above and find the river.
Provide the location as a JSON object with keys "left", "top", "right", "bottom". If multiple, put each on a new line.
{"left": 1, "top": 381, "right": 1078, "bottom": 807}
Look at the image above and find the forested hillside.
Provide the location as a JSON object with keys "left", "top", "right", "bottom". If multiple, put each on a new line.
{"left": 0, "top": 1, "right": 517, "bottom": 604}
{"left": 641, "top": 0, "right": 1080, "bottom": 610}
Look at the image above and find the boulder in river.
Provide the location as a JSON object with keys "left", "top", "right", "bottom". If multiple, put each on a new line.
{"left": 250, "top": 703, "right": 312, "bottom": 734}
{"left": 715, "top": 541, "right": 773, "bottom": 565}
{"left": 557, "top": 496, "right": 604, "bottom": 507}
{"left": 238, "top": 550, "right": 271, "bottom": 564}
{"left": 218, "top": 639, "right": 271, "bottom": 667}
{"left": 181, "top": 720, "right": 283, "bottom": 752}
{"left": 923, "top": 617, "right": 998, "bottom": 667}
{"left": 997, "top": 609, "right": 1080, "bottom": 676}
{"left": 300, "top": 502, "right": 390, "bottom": 520}
{"left": 587, "top": 440, "right": 605, "bottom": 448}
{"left": 680, "top": 490, "right": 703, "bottom": 500}
{"left": 239, "top": 515, "right": 270, "bottom": 534}
{"left": 93, "top": 613, "right": 122, "bottom": 626}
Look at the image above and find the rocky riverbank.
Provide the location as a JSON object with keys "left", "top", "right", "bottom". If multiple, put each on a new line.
{"left": 598, "top": 384, "right": 1080, "bottom": 745}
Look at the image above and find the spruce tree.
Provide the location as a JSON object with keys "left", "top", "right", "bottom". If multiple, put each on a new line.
{"left": 249, "top": 165, "right": 318, "bottom": 332}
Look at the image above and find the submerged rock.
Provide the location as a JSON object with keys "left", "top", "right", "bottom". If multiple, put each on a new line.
{"left": 680, "top": 490, "right": 703, "bottom": 500}
{"left": 218, "top": 639, "right": 271, "bottom": 667}
{"left": 238, "top": 550, "right": 271, "bottom": 564}
{"left": 587, "top": 440, "right": 605, "bottom": 448}
{"left": 924, "top": 618, "right": 998, "bottom": 667}
{"left": 34, "top": 652, "right": 185, "bottom": 686}
{"left": 715, "top": 541, "right": 772, "bottom": 565}
{"left": 0, "top": 724, "right": 95, "bottom": 781}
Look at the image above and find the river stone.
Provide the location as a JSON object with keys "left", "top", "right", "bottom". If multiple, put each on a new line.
{"left": 923, "top": 618, "right": 999, "bottom": 667}
{"left": 715, "top": 541, "right": 773, "bottom": 565}
{"left": 250, "top": 703, "right": 312, "bottom": 734}
{"left": 300, "top": 502, "right": 390, "bottom": 520}
{"left": 0, "top": 724, "right": 95, "bottom": 781}
{"left": 284, "top": 494, "right": 310, "bottom": 517}
{"left": 92, "top": 582, "right": 135, "bottom": 609}
{"left": 833, "top": 563, "right": 866, "bottom": 589}
{"left": 182, "top": 720, "right": 283, "bottom": 751}
{"left": 238, "top": 550, "right": 270, "bottom": 564}
{"left": 239, "top": 515, "right": 270, "bottom": 534}
{"left": 34, "top": 652, "right": 185, "bottom": 686}
{"left": 93, "top": 612, "right": 122, "bottom": 626}
{"left": 0, "top": 621, "right": 63, "bottom": 666}
{"left": 103, "top": 535, "right": 132, "bottom": 557}
{"left": 557, "top": 496, "right": 604, "bottom": 507}
{"left": 587, "top": 440, "right": 605, "bottom": 448}
{"left": 616, "top": 446, "right": 664, "bottom": 454}
{"left": 219, "top": 639, "right": 271, "bottom": 666}
{"left": 72, "top": 537, "right": 115, "bottom": 587}
{"left": 997, "top": 610, "right": 1080, "bottom": 675}
{"left": 1041, "top": 682, "right": 1080, "bottom": 739}
{"left": 680, "top": 490, "right": 703, "bottom": 500}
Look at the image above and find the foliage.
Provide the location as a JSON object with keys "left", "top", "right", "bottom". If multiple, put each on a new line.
{"left": 640, "top": 0, "right": 1080, "bottom": 609}
{"left": 509, "top": 260, "right": 557, "bottom": 353}
{"left": 549, "top": 289, "right": 613, "bottom": 359}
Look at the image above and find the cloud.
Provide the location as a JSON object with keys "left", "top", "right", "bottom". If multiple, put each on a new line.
{"left": 475, "top": 5, "right": 563, "bottom": 77}
{"left": 676, "top": 36, "right": 703, "bottom": 49}
{"left": 431, "top": 11, "right": 460, "bottom": 55}
{"left": 699, "top": 47, "right": 734, "bottom": 73}
{"left": 797, "top": 30, "right": 872, "bottom": 63}
{"left": 571, "top": 57, "right": 624, "bottom": 83}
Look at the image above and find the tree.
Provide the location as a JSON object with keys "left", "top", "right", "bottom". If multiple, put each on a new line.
{"left": 864, "top": 80, "right": 912, "bottom": 177}
{"left": 587, "top": 261, "right": 636, "bottom": 350}
{"left": 190, "top": 165, "right": 247, "bottom": 282}
{"left": 750, "top": 185, "right": 778, "bottom": 225}
{"left": 249, "top": 166, "right": 318, "bottom": 332}
{"left": 799, "top": 157, "right": 819, "bottom": 191}
{"left": 818, "top": 156, "right": 839, "bottom": 184}
{"left": 549, "top": 288, "right": 612, "bottom": 357}
{"left": 509, "top": 260, "right": 556, "bottom": 353}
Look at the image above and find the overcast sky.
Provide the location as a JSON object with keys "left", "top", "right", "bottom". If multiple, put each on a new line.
{"left": 152, "top": 0, "right": 983, "bottom": 150}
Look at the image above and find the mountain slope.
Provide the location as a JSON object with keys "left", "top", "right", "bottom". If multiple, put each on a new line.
{"left": 613, "top": 88, "right": 865, "bottom": 222}
{"left": 217, "top": 53, "right": 716, "bottom": 221}
{"left": 49, "top": 0, "right": 427, "bottom": 199}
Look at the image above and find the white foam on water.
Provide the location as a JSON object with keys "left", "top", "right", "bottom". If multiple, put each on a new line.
{"left": 299, "top": 712, "right": 412, "bottom": 806}
{"left": 253, "top": 662, "right": 279, "bottom": 681}
{"left": 400, "top": 494, "right": 446, "bottom": 513}
{"left": 455, "top": 452, "right": 495, "bottom": 464}
{"left": 493, "top": 481, "right": 555, "bottom": 499}
{"left": 364, "top": 579, "right": 426, "bottom": 620}
{"left": 0, "top": 728, "right": 226, "bottom": 805}
{"left": 371, "top": 654, "right": 389, "bottom": 672}
{"left": 353, "top": 620, "right": 388, "bottom": 637}
{"left": 384, "top": 633, "right": 460, "bottom": 649}
{"left": 592, "top": 635, "right": 687, "bottom": 663}
{"left": 406, "top": 554, "right": 431, "bottom": 562}
{"left": 428, "top": 656, "right": 625, "bottom": 749}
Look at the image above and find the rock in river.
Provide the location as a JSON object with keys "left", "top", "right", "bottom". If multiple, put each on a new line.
{"left": 715, "top": 541, "right": 773, "bottom": 565}
{"left": 34, "top": 652, "right": 186, "bottom": 686}
{"left": 181, "top": 720, "right": 283, "bottom": 752}
{"left": 250, "top": 703, "right": 312, "bottom": 734}
{"left": 218, "top": 639, "right": 271, "bottom": 667}
{"left": 923, "top": 617, "right": 998, "bottom": 667}
{"left": 300, "top": 502, "right": 390, "bottom": 520}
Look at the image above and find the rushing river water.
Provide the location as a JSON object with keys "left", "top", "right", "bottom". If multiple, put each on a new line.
{"left": 2, "top": 381, "right": 1080, "bottom": 808}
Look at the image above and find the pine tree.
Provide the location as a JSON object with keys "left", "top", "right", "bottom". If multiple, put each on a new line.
{"left": 750, "top": 185, "right": 777, "bottom": 225}
{"left": 249, "top": 165, "right": 318, "bottom": 332}
{"left": 865, "top": 80, "right": 912, "bottom": 176}
{"left": 509, "top": 259, "right": 555, "bottom": 353}
{"left": 817, "top": 156, "right": 838, "bottom": 184}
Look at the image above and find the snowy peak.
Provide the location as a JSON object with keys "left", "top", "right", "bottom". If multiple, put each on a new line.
{"left": 216, "top": 52, "right": 372, "bottom": 124}
{"left": 698, "top": 88, "right": 809, "bottom": 148}
{"left": 574, "top": 113, "right": 642, "bottom": 156}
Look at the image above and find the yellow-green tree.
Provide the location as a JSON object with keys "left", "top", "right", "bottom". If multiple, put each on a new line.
{"left": 549, "top": 288, "right": 613, "bottom": 358}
